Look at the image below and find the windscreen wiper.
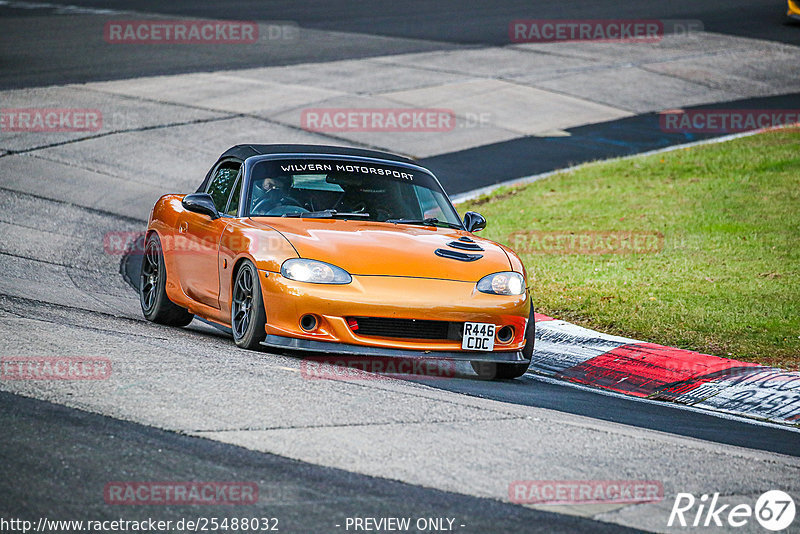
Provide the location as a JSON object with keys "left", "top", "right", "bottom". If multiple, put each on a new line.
{"left": 283, "top": 209, "right": 370, "bottom": 219}
{"left": 386, "top": 217, "right": 462, "bottom": 229}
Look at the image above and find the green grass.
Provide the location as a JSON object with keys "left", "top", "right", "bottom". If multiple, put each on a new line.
{"left": 458, "top": 128, "right": 800, "bottom": 368}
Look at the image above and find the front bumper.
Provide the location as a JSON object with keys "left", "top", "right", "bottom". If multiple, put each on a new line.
{"left": 261, "top": 334, "right": 527, "bottom": 362}
{"left": 258, "top": 270, "right": 530, "bottom": 358}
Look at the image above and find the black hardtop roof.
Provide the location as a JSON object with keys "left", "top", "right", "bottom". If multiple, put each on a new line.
{"left": 220, "top": 144, "right": 418, "bottom": 165}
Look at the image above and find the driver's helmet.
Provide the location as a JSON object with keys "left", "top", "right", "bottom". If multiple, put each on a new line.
{"left": 253, "top": 173, "right": 292, "bottom": 195}
{"left": 251, "top": 172, "right": 293, "bottom": 209}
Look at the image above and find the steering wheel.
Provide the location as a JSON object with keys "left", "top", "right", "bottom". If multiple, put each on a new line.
{"left": 348, "top": 202, "right": 368, "bottom": 214}
{"left": 251, "top": 195, "right": 304, "bottom": 216}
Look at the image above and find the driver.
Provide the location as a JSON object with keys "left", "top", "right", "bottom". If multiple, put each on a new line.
{"left": 250, "top": 174, "right": 301, "bottom": 215}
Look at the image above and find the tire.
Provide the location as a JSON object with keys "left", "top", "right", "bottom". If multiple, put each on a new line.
{"left": 140, "top": 233, "right": 194, "bottom": 326}
{"left": 471, "top": 305, "right": 535, "bottom": 380}
{"left": 231, "top": 260, "right": 267, "bottom": 350}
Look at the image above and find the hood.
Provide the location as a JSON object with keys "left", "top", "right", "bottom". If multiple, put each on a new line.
{"left": 253, "top": 218, "right": 512, "bottom": 282}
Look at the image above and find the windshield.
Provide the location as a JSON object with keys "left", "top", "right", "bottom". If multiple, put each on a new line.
{"left": 246, "top": 158, "right": 463, "bottom": 227}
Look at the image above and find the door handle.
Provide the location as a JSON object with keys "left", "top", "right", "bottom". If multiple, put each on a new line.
{"left": 178, "top": 222, "right": 188, "bottom": 233}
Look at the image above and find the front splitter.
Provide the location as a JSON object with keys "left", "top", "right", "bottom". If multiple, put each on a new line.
{"left": 260, "top": 334, "right": 527, "bottom": 362}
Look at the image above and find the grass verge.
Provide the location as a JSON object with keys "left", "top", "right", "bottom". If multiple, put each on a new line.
{"left": 458, "top": 128, "right": 800, "bottom": 368}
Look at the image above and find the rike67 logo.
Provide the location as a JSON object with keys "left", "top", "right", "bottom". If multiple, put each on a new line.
{"left": 668, "top": 490, "right": 795, "bottom": 531}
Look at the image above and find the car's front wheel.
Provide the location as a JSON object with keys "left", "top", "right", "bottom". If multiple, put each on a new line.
{"left": 231, "top": 260, "right": 267, "bottom": 350}
{"left": 140, "top": 233, "right": 194, "bottom": 326}
{"left": 471, "top": 306, "right": 535, "bottom": 380}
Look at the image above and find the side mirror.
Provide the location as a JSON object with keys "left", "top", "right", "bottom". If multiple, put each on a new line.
{"left": 182, "top": 193, "right": 219, "bottom": 219}
{"left": 463, "top": 211, "right": 486, "bottom": 232}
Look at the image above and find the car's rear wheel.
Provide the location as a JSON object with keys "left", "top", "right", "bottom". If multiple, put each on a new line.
{"left": 231, "top": 260, "right": 267, "bottom": 350}
{"left": 471, "top": 306, "right": 535, "bottom": 380}
{"left": 140, "top": 233, "right": 194, "bottom": 326}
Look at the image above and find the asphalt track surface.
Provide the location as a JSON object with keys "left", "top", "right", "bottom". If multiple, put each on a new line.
{"left": 1, "top": 391, "right": 639, "bottom": 533}
{"left": 15, "top": 0, "right": 799, "bottom": 46}
{"left": 411, "top": 375, "right": 800, "bottom": 459}
{"left": 2, "top": 1, "right": 800, "bottom": 532}
{"left": 1, "top": 0, "right": 799, "bottom": 89}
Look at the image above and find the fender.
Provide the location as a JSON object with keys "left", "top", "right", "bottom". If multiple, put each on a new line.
{"left": 218, "top": 222, "right": 299, "bottom": 319}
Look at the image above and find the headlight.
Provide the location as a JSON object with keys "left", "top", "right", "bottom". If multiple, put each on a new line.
{"left": 476, "top": 271, "right": 525, "bottom": 295}
{"left": 281, "top": 259, "right": 352, "bottom": 284}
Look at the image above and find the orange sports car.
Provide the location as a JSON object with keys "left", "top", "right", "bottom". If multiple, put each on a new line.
{"left": 790, "top": 0, "right": 800, "bottom": 20}
{"left": 141, "top": 145, "right": 534, "bottom": 379}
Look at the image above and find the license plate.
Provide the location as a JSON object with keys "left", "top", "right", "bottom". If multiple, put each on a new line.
{"left": 462, "top": 322, "right": 495, "bottom": 351}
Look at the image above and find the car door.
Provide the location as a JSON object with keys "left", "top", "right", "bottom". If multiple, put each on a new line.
{"left": 174, "top": 159, "right": 241, "bottom": 309}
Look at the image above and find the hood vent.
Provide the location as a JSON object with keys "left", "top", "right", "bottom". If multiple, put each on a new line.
{"left": 435, "top": 248, "right": 483, "bottom": 262}
{"left": 447, "top": 240, "right": 484, "bottom": 251}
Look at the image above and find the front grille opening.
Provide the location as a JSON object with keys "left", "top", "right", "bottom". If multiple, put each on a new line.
{"left": 347, "top": 317, "right": 462, "bottom": 341}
